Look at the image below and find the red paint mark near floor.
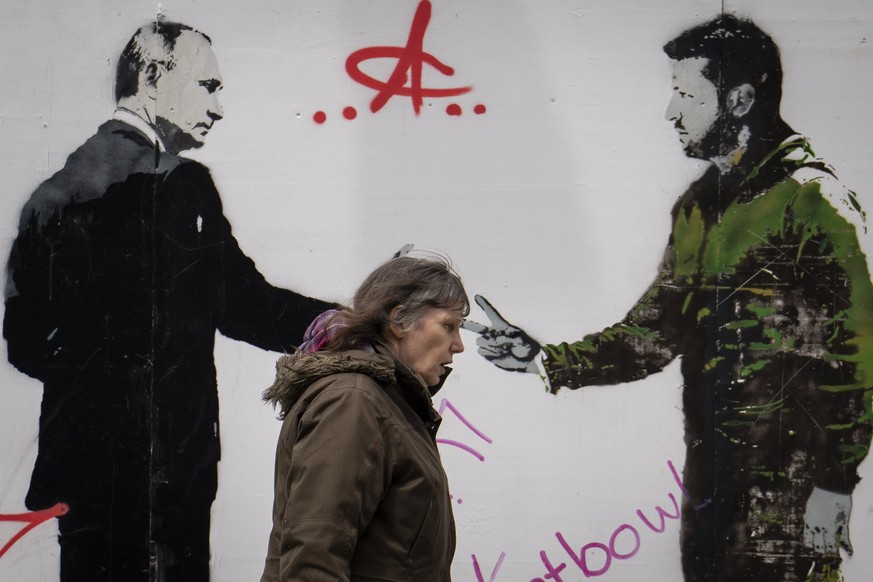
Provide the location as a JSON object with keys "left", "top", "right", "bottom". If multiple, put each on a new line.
{"left": 0, "top": 503, "right": 69, "bottom": 559}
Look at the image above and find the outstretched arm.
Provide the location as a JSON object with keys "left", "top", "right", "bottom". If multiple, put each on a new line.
{"left": 465, "top": 259, "right": 683, "bottom": 393}
{"left": 215, "top": 229, "right": 336, "bottom": 353}
{"left": 159, "top": 162, "right": 337, "bottom": 353}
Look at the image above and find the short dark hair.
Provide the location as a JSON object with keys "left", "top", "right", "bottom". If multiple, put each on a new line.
{"left": 328, "top": 255, "right": 470, "bottom": 352}
{"left": 114, "top": 21, "right": 211, "bottom": 102}
{"left": 663, "top": 15, "right": 782, "bottom": 116}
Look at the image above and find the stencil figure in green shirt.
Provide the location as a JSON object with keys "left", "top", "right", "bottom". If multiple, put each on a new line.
{"left": 466, "top": 15, "right": 873, "bottom": 581}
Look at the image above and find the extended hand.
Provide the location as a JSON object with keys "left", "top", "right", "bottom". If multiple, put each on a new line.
{"left": 803, "top": 487, "right": 853, "bottom": 556}
{"left": 462, "top": 295, "right": 541, "bottom": 374}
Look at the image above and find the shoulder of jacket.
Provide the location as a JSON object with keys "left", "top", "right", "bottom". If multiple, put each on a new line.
{"left": 165, "top": 158, "right": 211, "bottom": 180}
{"left": 287, "top": 372, "right": 397, "bottom": 430}
{"left": 788, "top": 166, "right": 867, "bottom": 234}
{"left": 314, "top": 369, "right": 391, "bottom": 395}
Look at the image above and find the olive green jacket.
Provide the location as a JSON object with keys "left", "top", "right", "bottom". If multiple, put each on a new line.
{"left": 261, "top": 345, "right": 455, "bottom": 582}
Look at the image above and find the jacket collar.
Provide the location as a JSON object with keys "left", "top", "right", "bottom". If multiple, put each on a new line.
{"left": 113, "top": 108, "right": 166, "bottom": 152}
{"left": 373, "top": 341, "right": 443, "bottom": 427}
{"left": 264, "top": 345, "right": 443, "bottom": 427}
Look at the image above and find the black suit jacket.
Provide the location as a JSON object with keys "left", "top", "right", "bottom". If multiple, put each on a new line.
{"left": 4, "top": 120, "right": 333, "bottom": 515}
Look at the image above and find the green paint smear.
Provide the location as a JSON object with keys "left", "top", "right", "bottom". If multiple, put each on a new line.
{"left": 751, "top": 511, "right": 782, "bottom": 524}
{"left": 545, "top": 139, "right": 873, "bottom": 471}
{"left": 741, "top": 359, "right": 771, "bottom": 375}
{"left": 724, "top": 319, "right": 760, "bottom": 330}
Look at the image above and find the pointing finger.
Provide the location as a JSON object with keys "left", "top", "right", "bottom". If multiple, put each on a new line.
{"left": 474, "top": 294, "right": 511, "bottom": 328}
{"left": 460, "top": 319, "right": 489, "bottom": 334}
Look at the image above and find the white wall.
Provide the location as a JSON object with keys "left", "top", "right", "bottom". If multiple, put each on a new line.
{"left": 1, "top": 1, "right": 871, "bottom": 580}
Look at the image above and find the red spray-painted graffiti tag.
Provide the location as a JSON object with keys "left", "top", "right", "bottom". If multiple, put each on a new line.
{"left": 0, "top": 503, "right": 68, "bottom": 559}
{"left": 344, "top": 0, "right": 472, "bottom": 115}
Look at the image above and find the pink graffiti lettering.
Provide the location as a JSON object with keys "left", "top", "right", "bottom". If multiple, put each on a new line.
{"left": 608, "top": 523, "right": 641, "bottom": 559}
{"left": 668, "top": 458, "right": 711, "bottom": 510}
{"left": 437, "top": 398, "right": 493, "bottom": 461}
{"left": 636, "top": 493, "right": 680, "bottom": 532}
{"left": 0, "top": 503, "right": 68, "bottom": 559}
{"left": 472, "top": 551, "right": 506, "bottom": 582}
{"left": 532, "top": 550, "right": 568, "bottom": 582}
{"left": 534, "top": 461, "right": 683, "bottom": 578}
{"left": 557, "top": 535, "right": 611, "bottom": 577}
{"left": 345, "top": 0, "right": 472, "bottom": 114}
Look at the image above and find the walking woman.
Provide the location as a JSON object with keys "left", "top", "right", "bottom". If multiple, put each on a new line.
{"left": 261, "top": 255, "right": 468, "bottom": 581}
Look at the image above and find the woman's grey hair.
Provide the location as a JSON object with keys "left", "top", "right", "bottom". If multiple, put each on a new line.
{"left": 328, "top": 255, "right": 469, "bottom": 351}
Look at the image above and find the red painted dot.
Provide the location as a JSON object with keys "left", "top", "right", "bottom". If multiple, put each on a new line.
{"left": 313, "top": 111, "right": 326, "bottom": 124}
{"left": 446, "top": 103, "right": 462, "bottom": 116}
{"left": 474, "top": 104, "right": 487, "bottom": 115}
{"left": 343, "top": 106, "right": 357, "bottom": 120}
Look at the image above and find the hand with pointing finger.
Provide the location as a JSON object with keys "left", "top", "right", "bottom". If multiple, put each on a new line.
{"left": 462, "top": 294, "right": 541, "bottom": 374}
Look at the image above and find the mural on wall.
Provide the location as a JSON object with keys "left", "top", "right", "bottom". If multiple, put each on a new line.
{"left": 468, "top": 14, "right": 873, "bottom": 582}
{"left": 1, "top": 21, "right": 334, "bottom": 581}
{"left": 2, "top": 2, "right": 872, "bottom": 581}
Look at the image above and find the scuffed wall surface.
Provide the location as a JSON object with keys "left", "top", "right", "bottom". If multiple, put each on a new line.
{"left": 1, "top": 1, "right": 872, "bottom": 580}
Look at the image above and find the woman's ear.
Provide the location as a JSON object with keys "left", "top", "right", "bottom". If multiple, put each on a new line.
{"left": 386, "top": 305, "right": 406, "bottom": 340}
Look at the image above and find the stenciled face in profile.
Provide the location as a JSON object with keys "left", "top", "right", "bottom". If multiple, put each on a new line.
{"left": 154, "top": 31, "right": 224, "bottom": 153}
{"left": 391, "top": 307, "right": 465, "bottom": 387}
{"left": 665, "top": 57, "right": 720, "bottom": 159}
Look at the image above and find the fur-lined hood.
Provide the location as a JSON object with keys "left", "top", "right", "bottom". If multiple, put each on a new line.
{"left": 263, "top": 350, "right": 397, "bottom": 418}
